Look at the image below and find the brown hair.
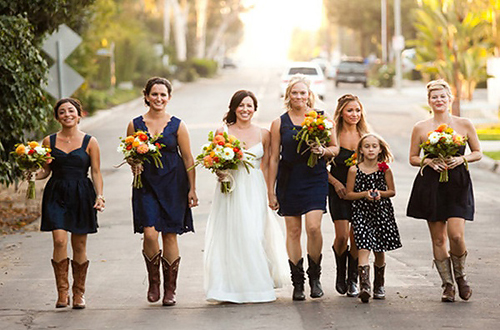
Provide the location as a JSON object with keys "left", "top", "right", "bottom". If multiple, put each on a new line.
{"left": 54, "top": 98, "right": 82, "bottom": 119}
{"left": 333, "top": 94, "right": 369, "bottom": 139}
{"left": 356, "top": 133, "right": 394, "bottom": 163}
{"left": 223, "top": 90, "right": 258, "bottom": 125}
{"left": 143, "top": 77, "right": 173, "bottom": 106}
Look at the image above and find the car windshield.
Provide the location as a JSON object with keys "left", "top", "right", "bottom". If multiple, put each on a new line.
{"left": 288, "top": 67, "right": 319, "bottom": 75}
{"left": 338, "top": 62, "right": 365, "bottom": 69}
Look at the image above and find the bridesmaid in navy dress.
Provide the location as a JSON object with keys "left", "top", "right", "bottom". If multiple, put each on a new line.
{"left": 37, "top": 98, "right": 104, "bottom": 309}
{"left": 328, "top": 94, "right": 369, "bottom": 297}
{"left": 268, "top": 74, "right": 337, "bottom": 300}
{"left": 407, "top": 80, "right": 481, "bottom": 302}
{"left": 127, "top": 77, "right": 198, "bottom": 306}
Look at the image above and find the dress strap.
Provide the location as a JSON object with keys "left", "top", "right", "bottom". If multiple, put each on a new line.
{"left": 49, "top": 134, "right": 57, "bottom": 149}
{"left": 223, "top": 124, "right": 229, "bottom": 134}
{"left": 81, "top": 134, "right": 92, "bottom": 150}
{"left": 132, "top": 115, "right": 145, "bottom": 132}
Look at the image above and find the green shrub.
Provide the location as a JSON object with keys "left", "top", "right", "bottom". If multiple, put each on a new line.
{"left": 190, "top": 58, "right": 218, "bottom": 77}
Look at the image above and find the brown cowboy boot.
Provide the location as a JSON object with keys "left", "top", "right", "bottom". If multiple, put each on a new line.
{"left": 434, "top": 258, "right": 455, "bottom": 302}
{"left": 161, "top": 256, "right": 180, "bottom": 306}
{"left": 450, "top": 251, "right": 472, "bottom": 301}
{"left": 358, "top": 264, "right": 371, "bottom": 303}
{"left": 143, "top": 250, "right": 162, "bottom": 303}
{"left": 71, "top": 260, "right": 89, "bottom": 309}
{"left": 51, "top": 258, "right": 70, "bottom": 308}
{"left": 373, "top": 263, "right": 386, "bottom": 300}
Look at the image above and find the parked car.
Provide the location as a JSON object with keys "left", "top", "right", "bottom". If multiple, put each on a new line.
{"left": 280, "top": 62, "right": 326, "bottom": 100}
{"left": 222, "top": 57, "right": 237, "bottom": 69}
{"left": 335, "top": 59, "right": 368, "bottom": 88}
{"left": 311, "top": 57, "right": 336, "bottom": 80}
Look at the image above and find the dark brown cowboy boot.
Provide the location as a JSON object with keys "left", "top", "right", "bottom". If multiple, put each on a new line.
{"left": 288, "top": 258, "right": 306, "bottom": 301}
{"left": 51, "top": 258, "right": 70, "bottom": 308}
{"left": 307, "top": 254, "right": 324, "bottom": 298}
{"left": 162, "top": 256, "right": 180, "bottom": 306}
{"left": 373, "top": 263, "right": 386, "bottom": 300}
{"left": 332, "top": 246, "right": 348, "bottom": 295}
{"left": 143, "top": 250, "right": 162, "bottom": 302}
{"left": 358, "top": 264, "right": 371, "bottom": 303}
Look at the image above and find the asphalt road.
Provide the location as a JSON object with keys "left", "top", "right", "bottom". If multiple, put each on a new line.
{"left": 1, "top": 68, "right": 499, "bottom": 330}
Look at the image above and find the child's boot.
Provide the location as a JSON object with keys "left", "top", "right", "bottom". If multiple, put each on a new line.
{"left": 358, "top": 264, "right": 371, "bottom": 303}
{"left": 373, "top": 263, "right": 386, "bottom": 299}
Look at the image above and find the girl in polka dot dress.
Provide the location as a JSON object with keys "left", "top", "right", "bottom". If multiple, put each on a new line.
{"left": 345, "top": 133, "right": 402, "bottom": 303}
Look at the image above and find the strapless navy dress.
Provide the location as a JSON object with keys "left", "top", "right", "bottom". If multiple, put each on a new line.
{"left": 131, "top": 115, "right": 194, "bottom": 234}
{"left": 41, "top": 134, "right": 98, "bottom": 234}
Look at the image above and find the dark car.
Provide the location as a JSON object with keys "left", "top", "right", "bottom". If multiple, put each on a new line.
{"left": 335, "top": 60, "right": 368, "bottom": 88}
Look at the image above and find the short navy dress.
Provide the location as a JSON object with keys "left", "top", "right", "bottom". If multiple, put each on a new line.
{"left": 132, "top": 115, "right": 194, "bottom": 234}
{"left": 276, "top": 112, "right": 328, "bottom": 216}
{"left": 41, "top": 134, "right": 98, "bottom": 234}
{"left": 407, "top": 146, "right": 474, "bottom": 222}
{"left": 328, "top": 147, "right": 355, "bottom": 221}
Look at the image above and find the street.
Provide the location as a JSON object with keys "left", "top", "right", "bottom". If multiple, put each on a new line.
{"left": 1, "top": 68, "right": 499, "bottom": 330}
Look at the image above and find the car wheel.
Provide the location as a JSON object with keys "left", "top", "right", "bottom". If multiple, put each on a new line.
{"left": 363, "top": 82, "right": 368, "bottom": 88}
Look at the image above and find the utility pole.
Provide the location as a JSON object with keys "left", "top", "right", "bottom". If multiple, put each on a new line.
{"left": 381, "top": 0, "right": 388, "bottom": 63}
{"left": 393, "top": 0, "right": 403, "bottom": 92}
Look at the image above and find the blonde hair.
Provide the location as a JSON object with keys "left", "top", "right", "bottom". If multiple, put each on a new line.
{"left": 333, "top": 94, "right": 369, "bottom": 139}
{"left": 284, "top": 74, "right": 315, "bottom": 111}
{"left": 426, "top": 79, "right": 453, "bottom": 100}
{"left": 356, "top": 133, "right": 394, "bottom": 163}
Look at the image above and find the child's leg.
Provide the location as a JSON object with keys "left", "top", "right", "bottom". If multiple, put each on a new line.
{"left": 358, "top": 249, "right": 370, "bottom": 266}
{"left": 374, "top": 252, "right": 385, "bottom": 267}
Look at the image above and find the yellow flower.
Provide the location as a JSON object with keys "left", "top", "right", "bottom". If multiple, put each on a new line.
{"left": 132, "top": 140, "right": 140, "bottom": 148}
{"left": 445, "top": 127, "right": 454, "bottom": 134}
{"left": 225, "top": 143, "right": 233, "bottom": 148}
{"left": 125, "top": 136, "right": 135, "bottom": 144}
{"left": 228, "top": 135, "right": 237, "bottom": 143}
{"left": 304, "top": 117, "right": 314, "bottom": 125}
{"left": 15, "top": 144, "right": 26, "bottom": 155}
{"left": 28, "top": 141, "right": 39, "bottom": 148}
{"left": 316, "top": 118, "right": 324, "bottom": 125}
{"left": 307, "top": 110, "right": 318, "bottom": 118}
{"left": 210, "top": 151, "right": 216, "bottom": 157}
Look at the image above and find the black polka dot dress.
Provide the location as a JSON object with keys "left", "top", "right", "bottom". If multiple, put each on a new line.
{"left": 352, "top": 165, "right": 402, "bottom": 252}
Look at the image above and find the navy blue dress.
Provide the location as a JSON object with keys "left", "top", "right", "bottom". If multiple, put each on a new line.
{"left": 132, "top": 115, "right": 194, "bottom": 234}
{"left": 406, "top": 146, "right": 475, "bottom": 222}
{"left": 328, "top": 147, "right": 354, "bottom": 221}
{"left": 41, "top": 134, "right": 98, "bottom": 234}
{"left": 276, "top": 112, "right": 328, "bottom": 216}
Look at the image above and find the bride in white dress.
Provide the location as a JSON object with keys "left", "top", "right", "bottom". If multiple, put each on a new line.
{"left": 204, "top": 90, "right": 289, "bottom": 303}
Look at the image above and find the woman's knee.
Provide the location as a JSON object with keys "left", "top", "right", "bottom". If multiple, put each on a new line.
{"left": 432, "top": 234, "right": 447, "bottom": 248}
{"left": 53, "top": 237, "right": 67, "bottom": 250}
{"left": 448, "top": 231, "right": 464, "bottom": 246}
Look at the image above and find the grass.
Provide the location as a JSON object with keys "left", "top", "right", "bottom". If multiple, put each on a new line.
{"left": 476, "top": 123, "right": 500, "bottom": 141}
{"left": 484, "top": 151, "right": 500, "bottom": 160}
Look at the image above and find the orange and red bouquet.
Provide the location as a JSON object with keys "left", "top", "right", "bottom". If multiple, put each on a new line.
{"left": 294, "top": 110, "right": 334, "bottom": 167}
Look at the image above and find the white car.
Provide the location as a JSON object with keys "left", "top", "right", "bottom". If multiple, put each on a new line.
{"left": 280, "top": 62, "right": 326, "bottom": 100}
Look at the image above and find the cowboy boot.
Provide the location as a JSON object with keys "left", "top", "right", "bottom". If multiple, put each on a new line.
{"left": 51, "top": 258, "right": 70, "bottom": 308}
{"left": 450, "top": 251, "right": 472, "bottom": 301}
{"left": 143, "top": 250, "right": 162, "bottom": 303}
{"left": 332, "top": 246, "right": 348, "bottom": 295}
{"left": 358, "top": 264, "right": 371, "bottom": 303}
{"left": 162, "top": 256, "right": 180, "bottom": 306}
{"left": 71, "top": 260, "right": 89, "bottom": 309}
{"left": 347, "top": 251, "right": 359, "bottom": 297}
{"left": 307, "top": 254, "right": 324, "bottom": 298}
{"left": 434, "top": 258, "right": 455, "bottom": 302}
{"left": 373, "top": 263, "right": 386, "bottom": 300}
{"left": 288, "top": 259, "right": 306, "bottom": 301}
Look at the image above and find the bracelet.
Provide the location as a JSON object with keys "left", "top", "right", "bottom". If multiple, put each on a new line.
{"left": 462, "top": 156, "right": 469, "bottom": 170}
{"left": 96, "top": 195, "right": 106, "bottom": 203}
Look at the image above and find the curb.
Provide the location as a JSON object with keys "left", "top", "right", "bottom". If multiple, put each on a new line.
{"left": 477, "top": 155, "right": 500, "bottom": 174}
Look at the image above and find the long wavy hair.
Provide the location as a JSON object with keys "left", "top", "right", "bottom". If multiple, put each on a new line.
{"left": 356, "top": 133, "right": 394, "bottom": 163}
{"left": 223, "top": 90, "right": 258, "bottom": 125}
{"left": 333, "top": 94, "right": 369, "bottom": 139}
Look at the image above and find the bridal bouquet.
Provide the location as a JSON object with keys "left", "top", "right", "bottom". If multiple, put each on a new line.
{"left": 294, "top": 110, "right": 333, "bottom": 167}
{"left": 11, "top": 141, "right": 53, "bottom": 199}
{"left": 116, "top": 130, "right": 164, "bottom": 189}
{"left": 419, "top": 124, "right": 467, "bottom": 182}
{"left": 189, "top": 131, "right": 254, "bottom": 193}
{"left": 344, "top": 152, "right": 357, "bottom": 167}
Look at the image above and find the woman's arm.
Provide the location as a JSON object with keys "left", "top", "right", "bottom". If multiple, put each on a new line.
{"left": 345, "top": 166, "right": 372, "bottom": 201}
{"left": 261, "top": 128, "right": 271, "bottom": 178}
{"left": 378, "top": 168, "right": 395, "bottom": 198}
{"left": 88, "top": 137, "right": 105, "bottom": 211}
{"left": 447, "top": 118, "right": 482, "bottom": 169}
{"left": 409, "top": 123, "right": 424, "bottom": 167}
{"left": 177, "top": 121, "right": 198, "bottom": 208}
{"left": 266, "top": 118, "right": 281, "bottom": 210}
{"left": 328, "top": 172, "right": 346, "bottom": 199}
{"left": 35, "top": 136, "right": 52, "bottom": 180}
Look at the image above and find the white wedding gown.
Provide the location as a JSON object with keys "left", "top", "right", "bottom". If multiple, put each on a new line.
{"left": 204, "top": 142, "right": 289, "bottom": 303}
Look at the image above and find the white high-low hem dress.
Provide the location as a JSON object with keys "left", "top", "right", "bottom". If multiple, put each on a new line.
{"left": 204, "top": 142, "right": 289, "bottom": 303}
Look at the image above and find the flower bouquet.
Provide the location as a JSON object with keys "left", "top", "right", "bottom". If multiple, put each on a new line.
{"left": 117, "top": 130, "right": 164, "bottom": 188}
{"left": 11, "top": 141, "right": 53, "bottom": 199}
{"left": 344, "top": 152, "right": 357, "bottom": 167}
{"left": 189, "top": 131, "right": 254, "bottom": 193}
{"left": 294, "top": 110, "right": 333, "bottom": 167}
{"left": 419, "top": 124, "right": 467, "bottom": 182}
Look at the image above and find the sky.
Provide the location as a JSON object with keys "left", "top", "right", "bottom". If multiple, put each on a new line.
{"left": 234, "top": 0, "right": 323, "bottom": 67}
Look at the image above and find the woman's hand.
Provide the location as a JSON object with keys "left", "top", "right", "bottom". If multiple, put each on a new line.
{"left": 127, "top": 159, "right": 143, "bottom": 175}
{"left": 445, "top": 156, "right": 465, "bottom": 170}
{"left": 428, "top": 158, "right": 447, "bottom": 172}
{"left": 188, "top": 189, "right": 198, "bottom": 208}
{"left": 334, "top": 182, "right": 347, "bottom": 199}
{"left": 310, "top": 144, "right": 325, "bottom": 156}
{"left": 268, "top": 193, "right": 279, "bottom": 210}
{"left": 94, "top": 195, "right": 105, "bottom": 212}
{"left": 215, "top": 169, "right": 229, "bottom": 182}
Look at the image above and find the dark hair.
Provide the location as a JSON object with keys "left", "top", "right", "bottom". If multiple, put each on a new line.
{"left": 223, "top": 90, "right": 258, "bottom": 125}
{"left": 54, "top": 98, "right": 83, "bottom": 119}
{"left": 143, "top": 77, "right": 173, "bottom": 106}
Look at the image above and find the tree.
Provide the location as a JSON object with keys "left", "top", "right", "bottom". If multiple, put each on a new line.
{"left": 0, "top": 1, "right": 95, "bottom": 185}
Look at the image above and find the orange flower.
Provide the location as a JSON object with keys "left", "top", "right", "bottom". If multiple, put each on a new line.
{"left": 228, "top": 135, "right": 237, "bottom": 143}
{"left": 225, "top": 142, "right": 233, "bottom": 148}
{"left": 213, "top": 135, "right": 225, "bottom": 145}
{"left": 307, "top": 110, "right": 318, "bottom": 118}
{"left": 125, "top": 136, "right": 135, "bottom": 144}
{"left": 138, "top": 133, "right": 148, "bottom": 142}
{"left": 28, "top": 141, "right": 39, "bottom": 148}
{"left": 436, "top": 124, "right": 448, "bottom": 133}
{"left": 15, "top": 144, "right": 26, "bottom": 155}
{"left": 203, "top": 155, "right": 213, "bottom": 167}
{"left": 132, "top": 140, "right": 140, "bottom": 148}
{"left": 136, "top": 144, "right": 149, "bottom": 154}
